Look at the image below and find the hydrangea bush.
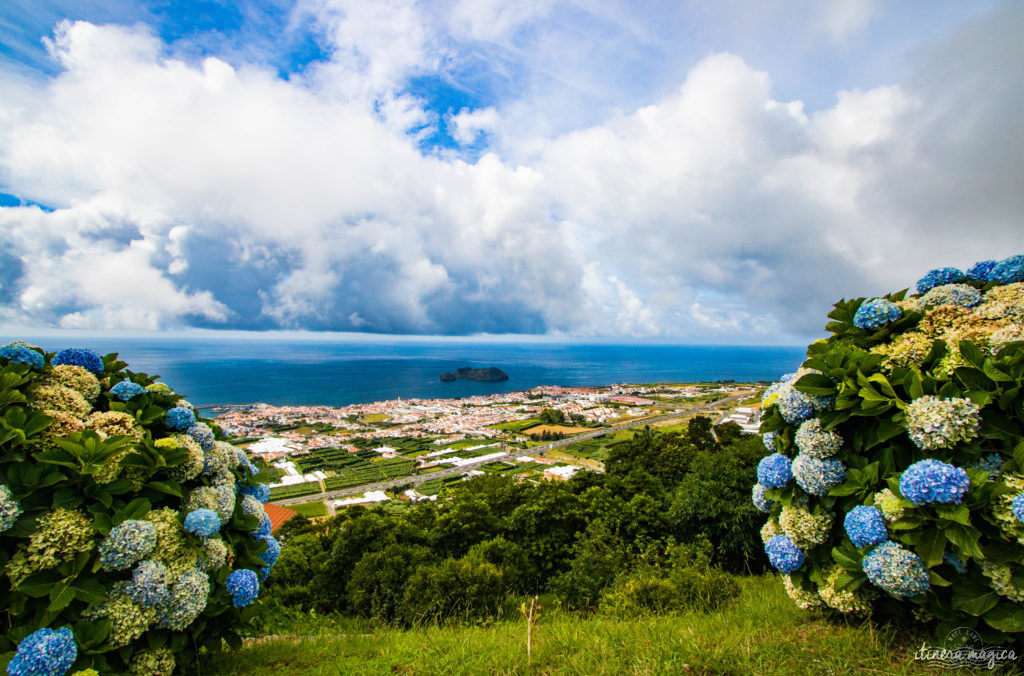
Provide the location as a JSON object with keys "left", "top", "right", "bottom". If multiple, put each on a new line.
{"left": 755, "top": 255, "right": 1024, "bottom": 641}
{"left": 0, "top": 345, "right": 273, "bottom": 674}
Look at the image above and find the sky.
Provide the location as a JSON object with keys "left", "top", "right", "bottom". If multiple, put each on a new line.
{"left": 0, "top": 0, "right": 1021, "bottom": 344}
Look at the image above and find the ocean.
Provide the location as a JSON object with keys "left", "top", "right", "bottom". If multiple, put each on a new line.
{"left": 8, "top": 337, "right": 806, "bottom": 409}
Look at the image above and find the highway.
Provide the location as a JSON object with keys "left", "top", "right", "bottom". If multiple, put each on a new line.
{"left": 272, "top": 391, "right": 752, "bottom": 507}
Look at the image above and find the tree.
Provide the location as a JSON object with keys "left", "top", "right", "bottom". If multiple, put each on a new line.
{"left": 538, "top": 408, "right": 566, "bottom": 425}
{"left": 347, "top": 543, "right": 433, "bottom": 622}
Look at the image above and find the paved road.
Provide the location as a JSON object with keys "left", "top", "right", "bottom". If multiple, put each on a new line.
{"left": 272, "top": 392, "right": 751, "bottom": 507}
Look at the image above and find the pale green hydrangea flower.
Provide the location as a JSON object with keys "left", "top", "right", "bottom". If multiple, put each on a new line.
{"left": 904, "top": 395, "right": 981, "bottom": 450}
{"left": 783, "top": 575, "right": 823, "bottom": 609}
{"left": 818, "top": 565, "right": 875, "bottom": 615}
{"left": 779, "top": 503, "right": 832, "bottom": 549}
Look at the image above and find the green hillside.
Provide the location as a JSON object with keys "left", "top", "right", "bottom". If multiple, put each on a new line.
{"left": 201, "top": 576, "right": 938, "bottom": 675}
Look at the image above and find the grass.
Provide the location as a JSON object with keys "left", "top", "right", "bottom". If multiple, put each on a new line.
{"left": 527, "top": 424, "right": 592, "bottom": 436}
{"left": 199, "top": 576, "right": 945, "bottom": 676}
{"left": 290, "top": 501, "right": 327, "bottom": 518}
{"left": 359, "top": 413, "right": 391, "bottom": 423}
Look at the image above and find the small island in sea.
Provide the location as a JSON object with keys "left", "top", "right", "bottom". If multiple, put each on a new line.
{"left": 440, "top": 366, "right": 509, "bottom": 382}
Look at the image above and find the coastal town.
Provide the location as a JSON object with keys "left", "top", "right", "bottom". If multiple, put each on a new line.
{"left": 212, "top": 381, "right": 764, "bottom": 516}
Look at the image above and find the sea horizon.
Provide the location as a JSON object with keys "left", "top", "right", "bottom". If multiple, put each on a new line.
{"left": 3, "top": 335, "right": 806, "bottom": 410}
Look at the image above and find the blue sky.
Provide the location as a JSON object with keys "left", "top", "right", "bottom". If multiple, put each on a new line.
{"left": 0, "top": 0, "right": 1021, "bottom": 343}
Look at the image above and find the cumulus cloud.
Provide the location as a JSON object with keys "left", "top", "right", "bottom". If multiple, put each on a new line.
{"left": 0, "top": 3, "right": 1021, "bottom": 342}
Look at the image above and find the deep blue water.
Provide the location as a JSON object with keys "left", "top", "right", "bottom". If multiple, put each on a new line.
{"left": 7, "top": 337, "right": 805, "bottom": 409}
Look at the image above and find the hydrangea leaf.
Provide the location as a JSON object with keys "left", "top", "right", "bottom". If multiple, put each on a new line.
{"left": 951, "top": 585, "right": 999, "bottom": 616}
{"left": 983, "top": 602, "right": 1024, "bottom": 633}
{"left": 935, "top": 503, "right": 971, "bottom": 526}
{"left": 915, "top": 529, "right": 946, "bottom": 567}
{"left": 944, "top": 523, "right": 984, "bottom": 559}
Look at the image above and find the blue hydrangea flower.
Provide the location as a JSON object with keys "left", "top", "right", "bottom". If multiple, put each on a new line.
{"left": 916, "top": 267, "right": 965, "bottom": 294}
{"left": 241, "top": 484, "right": 271, "bottom": 504}
{"left": 756, "top": 453, "right": 792, "bottom": 489}
{"left": 862, "top": 541, "right": 930, "bottom": 597}
{"left": 853, "top": 298, "right": 902, "bottom": 330}
{"left": 254, "top": 514, "right": 273, "bottom": 539}
{"left": 99, "top": 520, "right": 158, "bottom": 571}
{"left": 126, "top": 560, "right": 170, "bottom": 608}
{"left": 164, "top": 406, "right": 197, "bottom": 431}
{"left": 183, "top": 508, "right": 221, "bottom": 538}
{"left": 109, "top": 380, "right": 146, "bottom": 401}
{"left": 51, "top": 348, "right": 104, "bottom": 374}
{"left": 794, "top": 419, "right": 842, "bottom": 458}
{"left": 991, "top": 255, "right": 1024, "bottom": 284}
{"left": 973, "top": 453, "right": 1005, "bottom": 480}
{"left": 187, "top": 423, "right": 214, "bottom": 450}
{"left": 899, "top": 459, "right": 970, "bottom": 506}
{"left": 844, "top": 506, "right": 887, "bottom": 548}
{"left": 791, "top": 454, "right": 846, "bottom": 496}
{"left": 257, "top": 535, "right": 280, "bottom": 568}
{"left": 779, "top": 372, "right": 798, "bottom": 383}
{"left": 225, "top": 569, "right": 260, "bottom": 608}
{"left": 762, "top": 431, "right": 777, "bottom": 452}
{"left": 765, "top": 535, "right": 805, "bottom": 574}
{"left": 967, "top": 259, "right": 998, "bottom": 281}
{"left": 1012, "top": 493, "right": 1024, "bottom": 524}
{"left": 752, "top": 483, "right": 774, "bottom": 513}
{"left": 943, "top": 551, "right": 967, "bottom": 575}
{"left": 0, "top": 343, "right": 44, "bottom": 369}
{"left": 7, "top": 627, "right": 77, "bottom": 676}
{"left": 0, "top": 484, "right": 23, "bottom": 533}
{"left": 776, "top": 386, "right": 815, "bottom": 424}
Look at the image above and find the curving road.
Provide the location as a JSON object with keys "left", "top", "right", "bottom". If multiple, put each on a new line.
{"left": 272, "top": 392, "right": 751, "bottom": 507}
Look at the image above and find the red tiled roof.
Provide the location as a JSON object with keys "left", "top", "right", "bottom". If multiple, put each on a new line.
{"left": 265, "top": 502, "right": 299, "bottom": 533}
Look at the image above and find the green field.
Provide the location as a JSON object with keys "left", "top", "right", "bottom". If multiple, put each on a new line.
{"left": 290, "top": 501, "right": 328, "bottom": 518}
{"left": 201, "top": 576, "right": 937, "bottom": 675}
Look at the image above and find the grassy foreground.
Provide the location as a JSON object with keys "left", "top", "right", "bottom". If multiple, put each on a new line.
{"left": 198, "top": 576, "right": 949, "bottom": 675}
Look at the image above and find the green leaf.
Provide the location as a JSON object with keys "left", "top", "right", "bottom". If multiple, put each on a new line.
{"left": 831, "top": 543, "right": 862, "bottom": 571}
{"left": 983, "top": 602, "right": 1024, "bottom": 633}
{"left": 47, "top": 581, "right": 76, "bottom": 612}
{"left": 935, "top": 503, "right": 970, "bottom": 526}
{"left": 794, "top": 373, "right": 837, "bottom": 397}
{"left": 74, "top": 619, "right": 111, "bottom": 651}
{"left": 144, "top": 481, "right": 182, "bottom": 498}
{"left": 958, "top": 340, "right": 986, "bottom": 368}
{"left": 929, "top": 570, "right": 952, "bottom": 587}
{"left": 952, "top": 585, "right": 999, "bottom": 616}
{"left": 915, "top": 528, "right": 945, "bottom": 567}
{"left": 945, "top": 523, "right": 984, "bottom": 559}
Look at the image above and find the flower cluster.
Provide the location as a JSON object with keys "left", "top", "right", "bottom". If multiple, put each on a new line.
{"left": 187, "top": 423, "right": 215, "bottom": 450}
{"left": 794, "top": 418, "right": 842, "bottom": 458}
{"left": 226, "top": 569, "right": 260, "bottom": 607}
{"left": 257, "top": 535, "right": 281, "bottom": 570}
{"left": 110, "top": 380, "right": 146, "bottom": 401}
{"left": 1012, "top": 494, "right": 1024, "bottom": 524}
{"left": 31, "top": 385, "right": 91, "bottom": 420}
{"left": 99, "top": 520, "right": 158, "bottom": 571}
{"left": 943, "top": 552, "right": 967, "bottom": 575}
{"left": 200, "top": 538, "right": 230, "bottom": 571}
{"left": 155, "top": 570, "right": 210, "bottom": 631}
{"left": 920, "top": 283, "right": 982, "bottom": 308}
{"left": 775, "top": 385, "right": 816, "bottom": 424}
{"left": 760, "top": 519, "right": 782, "bottom": 543}
{"left": 184, "top": 509, "right": 221, "bottom": 538}
{"left": 7, "top": 627, "right": 77, "bottom": 676}
{"left": 979, "top": 560, "right": 1024, "bottom": 602}
{"left": 756, "top": 453, "right": 791, "bottom": 488}
{"left": 87, "top": 411, "right": 143, "bottom": 441}
{"left": 844, "top": 506, "right": 887, "bottom": 548}
{"left": 779, "top": 503, "right": 832, "bottom": 549}
{"left": 791, "top": 454, "right": 845, "bottom": 496}
{"left": 21, "top": 508, "right": 94, "bottom": 572}
{"left": 47, "top": 365, "right": 100, "bottom": 403}
{"left": 0, "top": 484, "right": 23, "bottom": 532}
{"left": 818, "top": 565, "right": 875, "bottom": 615}
{"left": 853, "top": 298, "right": 902, "bottom": 329}
{"left": 992, "top": 254, "right": 1024, "bottom": 284}
{"left": 974, "top": 453, "right": 1005, "bottom": 480}
{"left": 0, "top": 342, "right": 44, "bottom": 369}
{"left": 916, "top": 266, "right": 965, "bottom": 294}
{"left": 751, "top": 483, "right": 773, "bottom": 512}
{"left": 872, "top": 488, "right": 906, "bottom": 523}
{"left": 862, "top": 541, "right": 929, "bottom": 597}
{"left": 764, "top": 535, "right": 805, "bottom": 573}
{"left": 145, "top": 508, "right": 197, "bottom": 576}
{"left": 903, "top": 395, "right": 981, "bottom": 450}
{"left": 992, "top": 474, "right": 1024, "bottom": 545}
{"left": 782, "top": 576, "right": 823, "bottom": 610}
{"left": 164, "top": 406, "right": 197, "bottom": 431}
{"left": 129, "top": 648, "right": 176, "bottom": 676}
{"left": 162, "top": 435, "right": 204, "bottom": 482}
{"left": 186, "top": 485, "right": 236, "bottom": 523}
{"left": 899, "top": 459, "right": 970, "bottom": 505}
{"left": 52, "top": 348, "right": 104, "bottom": 374}
{"left": 241, "top": 483, "right": 271, "bottom": 504}
{"left": 86, "top": 590, "right": 155, "bottom": 647}
{"left": 761, "top": 430, "right": 777, "bottom": 451}
{"left": 126, "top": 560, "right": 170, "bottom": 607}
{"left": 967, "top": 259, "right": 997, "bottom": 281}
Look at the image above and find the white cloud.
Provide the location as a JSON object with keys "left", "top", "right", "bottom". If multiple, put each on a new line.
{"left": 0, "top": 4, "right": 1022, "bottom": 341}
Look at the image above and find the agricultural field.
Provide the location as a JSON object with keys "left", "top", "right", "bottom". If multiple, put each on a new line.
{"left": 487, "top": 418, "right": 541, "bottom": 433}
{"left": 525, "top": 424, "right": 592, "bottom": 436}
{"left": 269, "top": 482, "right": 322, "bottom": 500}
